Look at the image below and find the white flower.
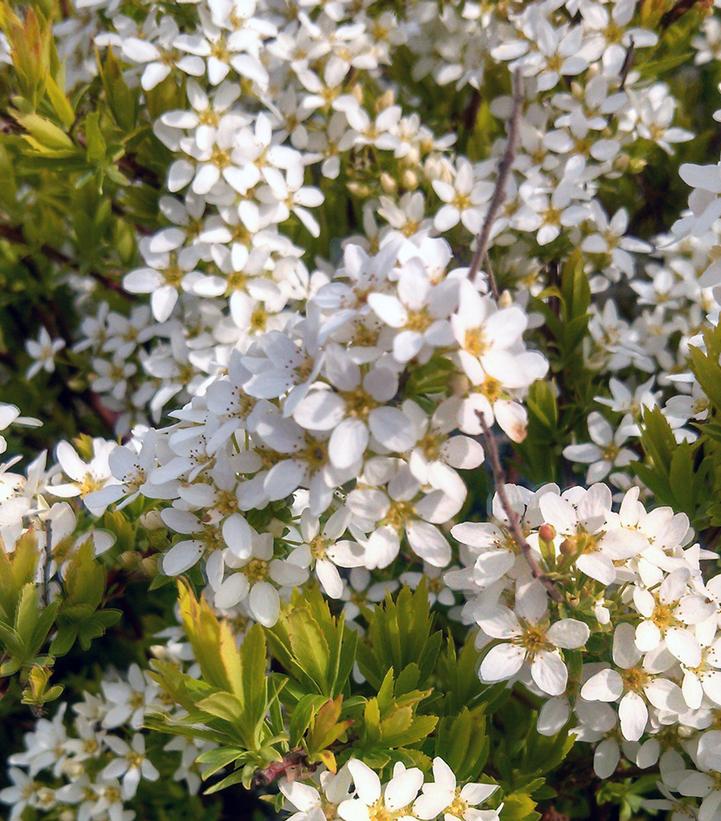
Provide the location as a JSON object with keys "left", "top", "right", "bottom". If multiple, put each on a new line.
{"left": 26, "top": 327, "right": 65, "bottom": 379}
{"left": 285, "top": 508, "right": 365, "bottom": 599}
{"left": 413, "top": 757, "right": 499, "bottom": 821}
{"left": 580, "top": 623, "right": 686, "bottom": 742}
{"left": 280, "top": 766, "right": 354, "bottom": 821}
{"left": 50, "top": 439, "right": 116, "bottom": 513}
{"left": 562, "top": 412, "right": 636, "bottom": 483}
{"left": 432, "top": 159, "right": 493, "bottom": 233}
{"left": 339, "top": 759, "right": 424, "bottom": 821}
{"left": 451, "top": 279, "right": 531, "bottom": 388}
{"left": 478, "top": 600, "right": 589, "bottom": 696}
{"left": 101, "top": 734, "right": 159, "bottom": 799}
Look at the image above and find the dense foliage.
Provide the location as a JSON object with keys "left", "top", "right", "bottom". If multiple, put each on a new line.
{"left": 3, "top": 0, "right": 721, "bottom": 819}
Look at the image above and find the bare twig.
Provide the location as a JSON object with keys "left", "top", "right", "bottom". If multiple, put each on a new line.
{"left": 477, "top": 411, "right": 563, "bottom": 602}
{"left": 660, "top": 0, "right": 709, "bottom": 31}
{"left": 467, "top": 70, "right": 524, "bottom": 297}
{"left": 43, "top": 520, "right": 53, "bottom": 607}
{"left": 252, "top": 751, "right": 313, "bottom": 787}
{"left": 619, "top": 37, "right": 635, "bottom": 91}
{"left": 0, "top": 223, "right": 130, "bottom": 298}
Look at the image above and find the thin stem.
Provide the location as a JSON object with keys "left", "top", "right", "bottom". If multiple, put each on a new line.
{"left": 477, "top": 411, "right": 563, "bottom": 602}
{"left": 43, "top": 520, "right": 53, "bottom": 607}
{"left": 0, "top": 223, "right": 130, "bottom": 298}
{"left": 467, "top": 70, "right": 524, "bottom": 296}
{"left": 619, "top": 37, "right": 635, "bottom": 91}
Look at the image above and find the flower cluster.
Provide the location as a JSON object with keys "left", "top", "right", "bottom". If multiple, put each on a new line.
{"left": 450, "top": 480, "right": 721, "bottom": 815}
{"left": 84, "top": 235, "right": 546, "bottom": 625}
{"left": 280, "top": 758, "right": 501, "bottom": 821}
{"left": 1, "top": 656, "right": 208, "bottom": 821}
{"left": 4, "top": 0, "right": 721, "bottom": 818}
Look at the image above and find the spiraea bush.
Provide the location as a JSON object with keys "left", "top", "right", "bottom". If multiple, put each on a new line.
{"left": 4, "top": 0, "right": 721, "bottom": 819}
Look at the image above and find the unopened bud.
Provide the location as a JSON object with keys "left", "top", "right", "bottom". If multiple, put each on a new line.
{"left": 405, "top": 146, "right": 421, "bottom": 165}
{"left": 119, "top": 550, "right": 138, "bottom": 570}
{"left": 347, "top": 182, "right": 372, "bottom": 198}
{"left": 139, "top": 510, "right": 164, "bottom": 530}
{"left": 498, "top": 289, "right": 513, "bottom": 308}
{"left": 449, "top": 373, "right": 470, "bottom": 396}
{"left": 539, "top": 523, "right": 556, "bottom": 543}
{"left": 376, "top": 88, "right": 395, "bottom": 111}
{"left": 140, "top": 555, "right": 159, "bottom": 577}
{"left": 559, "top": 537, "right": 576, "bottom": 556}
{"left": 401, "top": 169, "right": 418, "bottom": 190}
{"left": 380, "top": 172, "right": 397, "bottom": 194}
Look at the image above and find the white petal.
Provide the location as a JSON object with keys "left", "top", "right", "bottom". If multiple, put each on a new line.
{"left": 480, "top": 642, "right": 525, "bottom": 683}
{"left": 162, "top": 540, "right": 204, "bottom": 575}
{"left": 618, "top": 691, "right": 648, "bottom": 741}
{"left": 547, "top": 618, "right": 590, "bottom": 650}
{"left": 222, "top": 514, "right": 252, "bottom": 559}
{"left": 369, "top": 407, "right": 416, "bottom": 452}
{"left": 214, "top": 574, "right": 249, "bottom": 609}
{"left": 531, "top": 650, "right": 568, "bottom": 696}
{"left": 405, "top": 520, "right": 451, "bottom": 567}
{"left": 248, "top": 581, "right": 280, "bottom": 627}
{"left": 581, "top": 668, "right": 623, "bottom": 702}
{"left": 329, "top": 418, "right": 368, "bottom": 469}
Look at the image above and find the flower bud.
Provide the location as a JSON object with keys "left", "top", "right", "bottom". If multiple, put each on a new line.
{"left": 140, "top": 509, "right": 164, "bottom": 530}
{"left": 401, "top": 168, "right": 419, "bottom": 190}
{"left": 376, "top": 88, "right": 395, "bottom": 111}
{"left": 539, "top": 523, "right": 556, "bottom": 543}
{"left": 380, "top": 172, "right": 397, "bottom": 194}
{"left": 559, "top": 537, "right": 576, "bottom": 556}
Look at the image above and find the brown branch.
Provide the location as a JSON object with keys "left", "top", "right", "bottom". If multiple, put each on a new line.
{"left": 0, "top": 223, "right": 130, "bottom": 298}
{"left": 467, "top": 70, "right": 524, "bottom": 297}
{"left": 252, "top": 751, "right": 313, "bottom": 787}
{"left": 477, "top": 411, "right": 563, "bottom": 602}
{"left": 84, "top": 390, "right": 120, "bottom": 432}
{"left": 619, "top": 38, "right": 635, "bottom": 91}
{"left": 660, "top": 0, "right": 709, "bottom": 30}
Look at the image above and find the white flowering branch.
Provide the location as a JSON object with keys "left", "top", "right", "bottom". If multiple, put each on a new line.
{"left": 467, "top": 70, "right": 524, "bottom": 296}
{"left": 477, "top": 412, "right": 563, "bottom": 602}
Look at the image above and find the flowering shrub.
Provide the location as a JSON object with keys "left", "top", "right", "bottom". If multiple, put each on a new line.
{"left": 4, "top": 0, "right": 721, "bottom": 818}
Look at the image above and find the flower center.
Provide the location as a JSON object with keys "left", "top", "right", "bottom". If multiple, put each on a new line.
{"left": 447, "top": 791, "right": 469, "bottom": 817}
{"left": 651, "top": 601, "right": 678, "bottom": 632}
{"left": 464, "top": 328, "right": 487, "bottom": 357}
{"left": 405, "top": 308, "right": 432, "bottom": 332}
{"left": 381, "top": 500, "right": 414, "bottom": 531}
{"left": 79, "top": 473, "right": 104, "bottom": 495}
{"left": 302, "top": 437, "right": 328, "bottom": 471}
{"left": 517, "top": 621, "right": 551, "bottom": 656}
{"left": 419, "top": 431, "right": 442, "bottom": 461}
{"left": 621, "top": 666, "right": 649, "bottom": 693}
{"left": 310, "top": 534, "right": 328, "bottom": 560}
{"left": 342, "top": 387, "right": 378, "bottom": 420}
{"left": 243, "top": 558, "right": 269, "bottom": 582}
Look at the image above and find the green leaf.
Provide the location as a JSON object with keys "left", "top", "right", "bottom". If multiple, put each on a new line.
{"left": 269, "top": 587, "right": 356, "bottom": 701}
{"left": 45, "top": 74, "right": 75, "bottom": 129}
{"left": 435, "top": 707, "right": 489, "bottom": 781}
{"left": 500, "top": 792, "right": 540, "bottom": 821}
{"left": 688, "top": 343, "right": 721, "bottom": 413}
{"left": 356, "top": 583, "right": 441, "bottom": 691}
{"left": 195, "top": 747, "right": 247, "bottom": 779}
{"left": 98, "top": 46, "right": 138, "bottom": 132}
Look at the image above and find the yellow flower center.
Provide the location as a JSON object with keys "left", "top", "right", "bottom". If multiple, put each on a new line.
{"left": 341, "top": 387, "right": 377, "bottom": 420}
{"left": 621, "top": 666, "right": 649, "bottom": 693}
{"left": 244, "top": 558, "right": 269, "bottom": 582}
{"left": 381, "top": 500, "right": 414, "bottom": 531}
{"left": 464, "top": 328, "right": 487, "bottom": 357}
